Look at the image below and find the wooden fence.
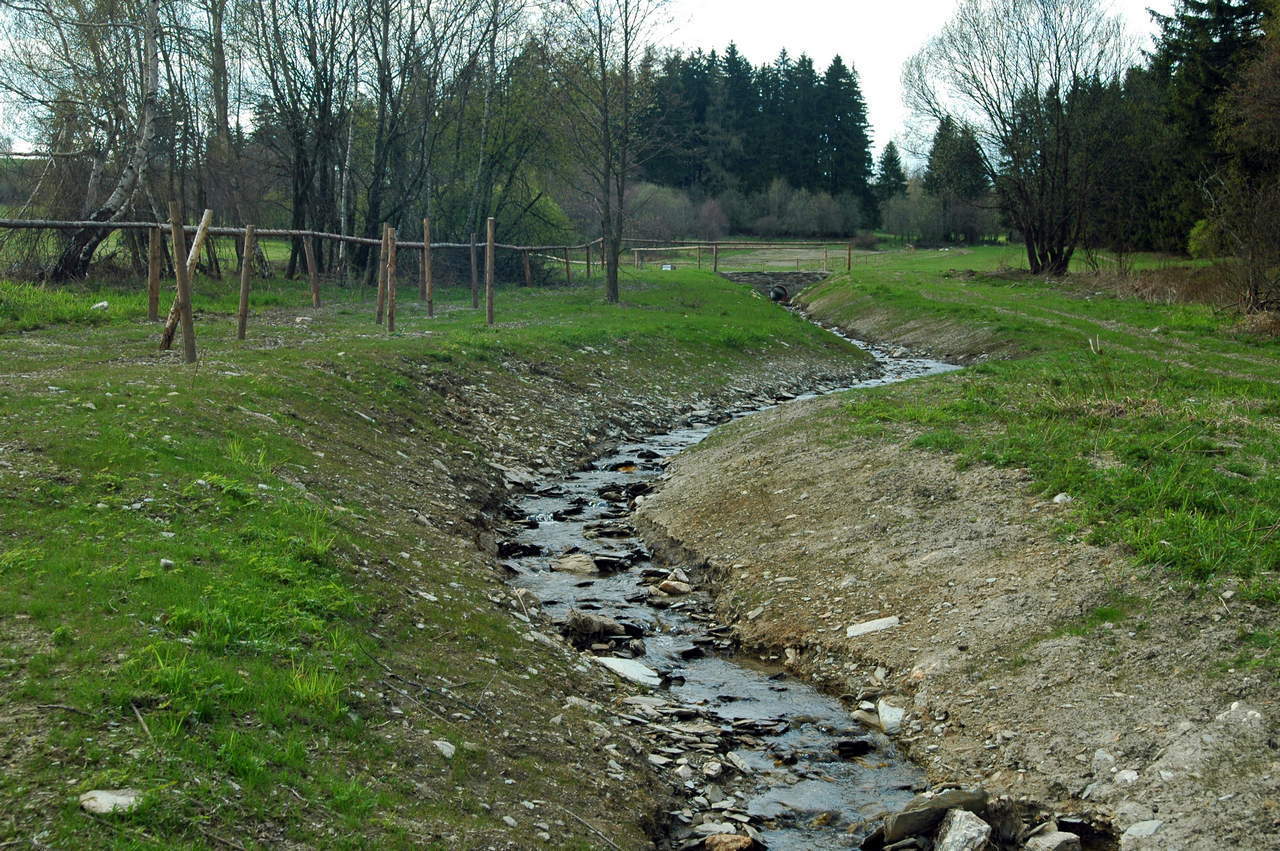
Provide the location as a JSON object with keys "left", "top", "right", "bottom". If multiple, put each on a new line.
{"left": 0, "top": 211, "right": 602, "bottom": 364}
{"left": 1, "top": 212, "right": 862, "bottom": 364}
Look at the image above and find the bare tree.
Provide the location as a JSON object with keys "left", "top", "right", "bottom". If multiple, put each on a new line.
{"left": 0, "top": 0, "right": 161, "bottom": 279}
{"left": 905, "top": 0, "right": 1129, "bottom": 275}
{"left": 546, "top": 0, "right": 667, "bottom": 302}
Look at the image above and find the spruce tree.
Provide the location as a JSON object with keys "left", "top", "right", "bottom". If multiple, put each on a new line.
{"left": 874, "top": 141, "right": 908, "bottom": 202}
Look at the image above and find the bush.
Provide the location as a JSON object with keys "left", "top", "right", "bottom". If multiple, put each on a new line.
{"left": 1187, "top": 218, "right": 1226, "bottom": 259}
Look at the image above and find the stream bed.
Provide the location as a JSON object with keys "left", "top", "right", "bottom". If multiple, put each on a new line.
{"left": 500, "top": 333, "right": 959, "bottom": 849}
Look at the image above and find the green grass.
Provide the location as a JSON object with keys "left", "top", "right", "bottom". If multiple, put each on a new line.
{"left": 0, "top": 267, "right": 863, "bottom": 848}
{"left": 800, "top": 247, "right": 1280, "bottom": 600}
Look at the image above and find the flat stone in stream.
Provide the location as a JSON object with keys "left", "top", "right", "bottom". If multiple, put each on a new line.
{"left": 594, "top": 656, "right": 661, "bottom": 687}
{"left": 553, "top": 554, "right": 599, "bottom": 574}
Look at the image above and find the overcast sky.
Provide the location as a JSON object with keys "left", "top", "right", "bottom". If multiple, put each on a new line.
{"left": 666, "top": 0, "right": 1174, "bottom": 155}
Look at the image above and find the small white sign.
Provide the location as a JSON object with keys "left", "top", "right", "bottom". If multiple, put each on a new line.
{"left": 661, "top": 264, "right": 674, "bottom": 271}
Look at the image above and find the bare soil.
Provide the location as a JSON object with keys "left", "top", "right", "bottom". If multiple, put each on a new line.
{"left": 636, "top": 391, "right": 1280, "bottom": 849}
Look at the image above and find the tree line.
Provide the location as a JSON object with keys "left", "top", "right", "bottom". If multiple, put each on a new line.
{"left": 888, "top": 0, "right": 1277, "bottom": 308}
{"left": 0, "top": 0, "right": 663, "bottom": 293}
{"left": 0, "top": 0, "right": 1275, "bottom": 308}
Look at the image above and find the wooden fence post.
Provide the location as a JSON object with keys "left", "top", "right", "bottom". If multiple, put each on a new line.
{"left": 375, "top": 224, "right": 389, "bottom": 324}
{"left": 237, "top": 225, "right": 256, "bottom": 340}
{"left": 303, "top": 235, "right": 321, "bottom": 308}
{"left": 697, "top": 245, "right": 702, "bottom": 269}
{"left": 422, "top": 216, "right": 433, "bottom": 316}
{"left": 469, "top": 233, "right": 479, "bottom": 308}
{"left": 485, "top": 217, "right": 495, "bottom": 326}
{"left": 522, "top": 249, "right": 532, "bottom": 286}
{"left": 167, "top": 202, "right": 197, "bottom": 364}
{"left": 387, "top": 227, "right": 397, "bottom": 333}
{"left": 847, "top": 240, "right": 853, "bottom": 271}
{"left": 564, "top": 247, "right": 572, "bottom": 283}
{"left": 160, "top": 208, "right": 212, "bottom": 351}
{"left": 713, "top": 243, "right": 720, "bottom": 274}
{"left": 585, "top": 243, "right": 592, "bottom": 278}
{"left": 147, "top": 227, "right": 161, "bottom": 321}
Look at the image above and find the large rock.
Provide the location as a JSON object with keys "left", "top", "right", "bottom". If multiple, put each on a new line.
{"left": 883, "top": 788, "right": 988, "bottom": 843}
{"left": 1026, "top": 831, "right": 1083, "bottom": 851}
{"left": 935, "top": 809, "right": 991, "bottom": 851}
{"left": 562, "top": 610, "right": 626, "bottom": 639}
{"left": 554, "top": 554, "right": 599, "bottom": 574}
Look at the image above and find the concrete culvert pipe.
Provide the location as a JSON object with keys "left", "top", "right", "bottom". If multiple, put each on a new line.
{"left": 769, "top": 285, "right": 790, "bottom": 303}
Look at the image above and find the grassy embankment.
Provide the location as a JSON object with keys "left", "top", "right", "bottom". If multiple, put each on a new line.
{"left": 796, "top": 245, "right": 1280, "bottom": 664}
{"left": 0, "top": 268, "right": 863, "bottom": 848}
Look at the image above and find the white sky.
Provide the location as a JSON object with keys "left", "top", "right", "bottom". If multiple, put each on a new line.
{"left": 666, "top": 0, "right": 1174, "bottom": 155}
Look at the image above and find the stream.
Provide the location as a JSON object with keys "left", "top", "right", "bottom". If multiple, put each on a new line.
{"left": 500, "top": 328, "right": 960, "bottom": 849}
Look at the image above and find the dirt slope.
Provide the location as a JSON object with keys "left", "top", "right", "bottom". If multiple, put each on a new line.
{"left": 636, "top": 391, "right": 1280, "bottom": 849}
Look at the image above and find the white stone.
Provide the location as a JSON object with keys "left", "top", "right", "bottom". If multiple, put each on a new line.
{"left": 433, "top": 740, "right": 456, "bottom": 759}
{"left": 593, "top": 656, "right": 661, "bottom": 687}
{"left": 79, "top": 789, "right": 139, "bottom": 814}
{"left": 935, "top": 808, "right": 992, "bottom": 851}
{"left": 877, "top": 699, "right": 907, "bottom": 735}
{"left": 846, "top": 615, "right": 900, "bottom": 638}
{"left": 90, "top": 301, "right": 110, "bottom": 311}
{"left": 1123, "top": 820, "right": 1163, "bottom": 839}
{"left": 1053, "top": 493, "right": 1074, "bottom": 504}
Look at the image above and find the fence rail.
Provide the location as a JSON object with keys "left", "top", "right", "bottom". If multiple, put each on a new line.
{"left": 1, "top": 210, "right": 862, "bottom": 365}
{"left": 0, "top": 218, "right": 598, "bottom": 253}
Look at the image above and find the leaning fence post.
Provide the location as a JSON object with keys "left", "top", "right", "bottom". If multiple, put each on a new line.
{"left": 375, "top": 224, "right": 389, "bottom": 325}
{"left": 237, "top": 225, "right": 256, "bottom": 340}
{"left": 303, "top": 235, "right": 321, "bottom": 308}
{"left": 147, "top": 227, "right": 162, "bottom": 321}
{"left": 522, "top": 249, "right": 532, "bottom": 286}
{"left": 470, "top": 232, "right": 479, "bottom": 308}
{"left": 422, "top": 216, "right": 433, "bottom": 316}
{"left": 160, "top": 208, "right": 212, "bottom": 351}
{"left": 387, "top": 227, "right": 398, "bottom": 333}
{"left": 485, "top": 218, "right": 496, "bottom": 326}
{"left": 167, "top": 203, "right": 198, "bottom": 364}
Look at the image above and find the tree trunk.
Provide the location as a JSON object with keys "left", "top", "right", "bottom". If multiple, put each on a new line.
{"left": 48, "top": 0, "right": 160, "bottom": 281}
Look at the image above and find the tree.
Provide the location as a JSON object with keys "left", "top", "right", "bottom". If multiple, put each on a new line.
{"left": 906, "top": 0, "right": 1130, "bottom": 274}
{"left": 0, "top": 0, "right": 161, "bottom": 279}
{"left": 547, "top": 0, "right": 668, "bottom": 303}
{"left": 922, "top": 117, "right": 989, "bottom": 243}
{"left": 873, "top": 142, "right": 907, "bottom": 203}
{"left": 1148, "top": 0, "right": 1268, "bottom": 249}
{"left": 1210, "top": 26, "right": 1280, "bottom": 310}
{"left": 820, "top": 56, "right": 874, "bottom": 220}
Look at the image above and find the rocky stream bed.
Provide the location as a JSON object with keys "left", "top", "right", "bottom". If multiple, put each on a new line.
{"left": 494, "top": 319, "right": 1124, "bottom": 850}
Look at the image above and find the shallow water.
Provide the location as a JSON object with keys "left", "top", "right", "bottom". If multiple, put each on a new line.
{"left": 501, "top": 332, "right": 959, "bottom": 848}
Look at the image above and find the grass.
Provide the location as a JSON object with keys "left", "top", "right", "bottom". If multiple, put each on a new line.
{"left": 796, "top": 245, "right": 1280, "bottom": 635}
{"left": 0, "top": 267, "right": 864, "bottom": 847}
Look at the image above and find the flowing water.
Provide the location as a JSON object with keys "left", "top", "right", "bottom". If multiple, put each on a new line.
{"left": 501, "top": 329, "right": 959, "bottom": 849}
